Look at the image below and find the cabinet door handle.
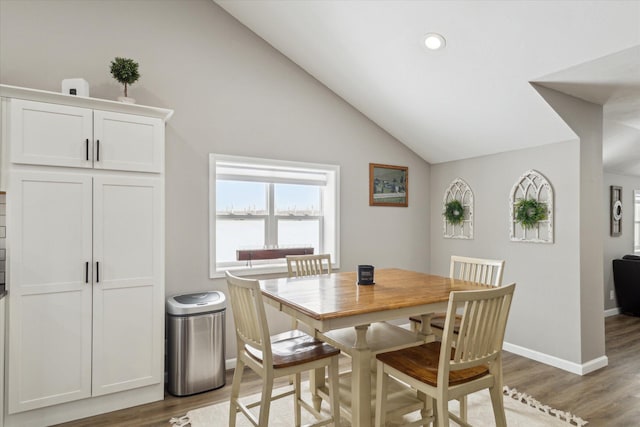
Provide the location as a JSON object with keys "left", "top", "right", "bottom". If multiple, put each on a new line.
{"left": 85, "top": 261, "right": 89, "bottom": 283}
{"left": 96, "top": 140, "right": 100, "bottom": 162}
{"left": 96, "top": 261, "right": 100, "bottom": 283}
{"left": 85, "top": 139, "right": 89, "bottom": 161}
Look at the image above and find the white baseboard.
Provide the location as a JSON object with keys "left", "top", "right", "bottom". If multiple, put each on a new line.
{"left": 580, "top": 356, "right": 609, "bottom": 374}
{"left": 605, "top": 307, "right": 621, "bottom": 317}
{"left": 226, "top": 358, "right": 237, "bottom": 371}
{"left": 503, "top": 341, "right": 608, "bottom": 375}
{"left": 4, "top": 384, "right": 163, "bottom": 427}
{"left": 226, "top": 344, "right": 610, "bottom": 377}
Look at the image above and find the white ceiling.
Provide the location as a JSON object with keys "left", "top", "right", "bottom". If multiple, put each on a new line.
{"left": 215, "top": 1, "right": 640, "bottom": 174}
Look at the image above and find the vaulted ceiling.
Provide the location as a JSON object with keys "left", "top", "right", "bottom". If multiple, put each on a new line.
{"left": 215, "top": 1, "right": 640, "bottom": 175}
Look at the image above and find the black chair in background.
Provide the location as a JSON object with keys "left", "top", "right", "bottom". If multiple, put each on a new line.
{"left": 613, "top": 255, "right": 640, "bottom": 316}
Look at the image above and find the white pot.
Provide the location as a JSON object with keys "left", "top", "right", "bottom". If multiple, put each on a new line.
{"left": 117, "top": 96, "right": 136, "bottom": 104}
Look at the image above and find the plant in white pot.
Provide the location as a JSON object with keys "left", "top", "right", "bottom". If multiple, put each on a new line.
{"left": 110, "top": 57, "right": 140, "bottom": 103}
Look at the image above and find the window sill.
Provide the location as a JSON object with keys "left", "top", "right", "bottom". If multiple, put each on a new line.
{"left": 211, "top": 261, "right": 339, "bottom": 280}
{"left": 211, "top": 264, "right": 289, "bottom": 279}
{"left": 236, "top": 247, "right": 314, "bottom": 261}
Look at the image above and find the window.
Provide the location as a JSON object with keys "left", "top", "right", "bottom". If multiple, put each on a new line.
{"left": 209, "top": 154, "right": 339, "bottom": 277}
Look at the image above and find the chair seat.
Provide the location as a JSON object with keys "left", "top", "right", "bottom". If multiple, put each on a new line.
{"left": 376, "top": 342, "right": 488, "bottom": 387}
{"left": 246, "top": 330, "right": 340, "bottom": 369}
{"left": 430, "top": 313, "right": 462, "bottom": 332}
{"left": 410, "top": 313, "right": 462, "bottom": 333}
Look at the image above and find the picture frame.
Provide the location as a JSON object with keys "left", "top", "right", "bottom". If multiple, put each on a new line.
{"left": 610, "top": 185, "right": 622, "bottom": 236}
{"left": 369, "top": 163, "right": 408, "bottom": 207}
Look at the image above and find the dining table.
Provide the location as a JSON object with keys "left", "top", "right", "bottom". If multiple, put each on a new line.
{"left": 259, "top": 268, "right": 492, "bottom": 427}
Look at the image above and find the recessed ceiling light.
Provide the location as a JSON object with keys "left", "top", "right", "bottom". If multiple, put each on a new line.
{"left": 424, "top": 33, "right": 446, "bottom": 50}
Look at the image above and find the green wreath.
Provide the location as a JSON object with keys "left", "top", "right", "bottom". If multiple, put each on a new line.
{"left": 444, "top": 199, "right": 465, "bottom": 225}
{"left": 514, "top": 199, "right": 547, "bottom": 229}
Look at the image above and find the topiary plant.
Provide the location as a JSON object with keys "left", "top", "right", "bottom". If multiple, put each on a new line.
{"left": 514, "top": 198, "right": 547, "bottom": 229}
{"left": 110, "top": 57, "right": 140, "bottom": 98}
{"left": 443, "top": 199, "right": 465, "bottom": 225}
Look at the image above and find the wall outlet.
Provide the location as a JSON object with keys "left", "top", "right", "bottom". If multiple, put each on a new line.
{"left": 610, "top": 290, "right": 615, "bottom": 300}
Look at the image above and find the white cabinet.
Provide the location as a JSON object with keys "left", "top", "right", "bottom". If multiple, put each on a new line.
{"left": 8, "top": 173, "right": 93, "bottom": 411}
{"left": 10, "top": 99, "right": 164, "bottom": 173}
{"left": 1, "top": 84, "right": 172, "bottom": 424}
{"left": 7, "top": 172, "right": 163, "bottom": 413}
{"left": 1, "top": 296, "right": 5, "bottom": 427}
{"left": 93, "top": 110, "right": 164, "bottom": 173}
{"left": 9, "top": 100, "right": 93, "bottom": 169}
{"left": 91, "top": 176, "right": 163, "bottom": 397}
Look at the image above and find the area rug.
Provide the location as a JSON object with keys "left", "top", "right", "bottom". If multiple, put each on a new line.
{"left": 169, "top": 385, "right": 587, "bottom": 426}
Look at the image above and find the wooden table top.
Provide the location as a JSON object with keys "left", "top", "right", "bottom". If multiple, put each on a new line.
{"left": 260, "top": 268, "right": 491, "bottom": 321}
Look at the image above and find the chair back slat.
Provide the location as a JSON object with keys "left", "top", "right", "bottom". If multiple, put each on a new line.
{"left": 450, "top": 255, "right": 505, "bottom": 287}
{"left": 286, "top": 254, "right": 332, "bottom": 277}
{"left": 226, "top": 272, "right": 272, "bottom": 364}
{"left": 442, "top": 283, "right": 515, "bottom": 371}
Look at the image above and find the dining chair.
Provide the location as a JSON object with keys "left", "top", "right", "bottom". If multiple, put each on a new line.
{"left": 285, "top": 254, "right": 426, "bottom": 423}
{"left": 410, "top": 255, "right": 505, "bottom": 335}
{"left": 287, "top": 254, "right": 332, "bottom": 277}
{"left": 375, "top": 283, "right": 516, "bottom": 427}
{"left": 409, "top": 256, "right": 505, "bottom": 420}
{"left": 286, "top": 254, "right": 332, "bottom": 332}
{"left": 225, "top": 271, "right": 341, "bottom": 427}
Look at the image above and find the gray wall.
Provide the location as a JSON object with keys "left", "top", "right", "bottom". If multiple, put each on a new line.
{"left": 534, "top": 86, "right": 605, "bottom": 364}
{"left": 1, "top": 0, "right": 618, "bottom": 372}
{"left": 430, "top": 141, "right": 585, "bottom": 363}
{"left": 0, "top": 0, "right": 431, "bottom": 360}
{"left": 429, "top": 86, "right": 611, "bottom": 371}
{"left": 604, "top": 173, "right": 640, "bottom": 311}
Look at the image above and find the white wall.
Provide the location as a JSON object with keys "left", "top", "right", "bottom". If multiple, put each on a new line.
{"left": 603, "top": 173, "right": 640, "bottom": 311}
{"left": 430, "top": 141, "right": 584, "bottom": 364}
{"left": 0, "top": 0, "right": 431, "bottom": 360}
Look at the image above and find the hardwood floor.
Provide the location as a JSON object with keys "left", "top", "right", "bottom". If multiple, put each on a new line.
{"left": 54, "top": 314, "right": 640, "bottom": 427}
{"left": 502, "top": 313, "right": 640, "bottom": 427}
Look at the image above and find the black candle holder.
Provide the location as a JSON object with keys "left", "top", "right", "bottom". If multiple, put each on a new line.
{"left": 357, "top": 265, "right": 375, "bottom": 285}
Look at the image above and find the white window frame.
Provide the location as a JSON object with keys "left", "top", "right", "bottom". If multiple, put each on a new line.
{"left": 209, "top": 154, "right": 340, "bottom": 278}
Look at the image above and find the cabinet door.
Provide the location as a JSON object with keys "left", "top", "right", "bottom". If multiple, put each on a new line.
{"left": 8, "top": 172, "right": 93, "bottom": 413}
{"left": 10, "top": 99, "right": 93, "bottom": 168}
{"left": 92, "top": 176, "right": 163, "bottom": 396}
{"left": 93, "top": 111, "right": 164, "bottom": 173}
{"left": 0, "top": 298, "right": 5, "bottom": 426}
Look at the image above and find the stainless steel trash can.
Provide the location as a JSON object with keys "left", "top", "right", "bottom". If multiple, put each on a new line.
{"left": 167, "top": 291, "right": 226, "bottom": 396}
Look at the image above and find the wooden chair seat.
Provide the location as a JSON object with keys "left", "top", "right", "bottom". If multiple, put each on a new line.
{"left": 376, "top": 342, "right": 488, "bottom": 387}
{"left": 246, "top": 331, "right": 341, "bottom": 369}
{"left": 409, "top": 313, "right": 462, "bottom": 333}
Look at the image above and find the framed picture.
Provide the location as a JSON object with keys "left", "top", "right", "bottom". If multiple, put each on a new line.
{"left": 369, "top": 163, "right": 408, "bottom": 207}
{"left": 610, "top": 185, "right": 622, "bottom": 236}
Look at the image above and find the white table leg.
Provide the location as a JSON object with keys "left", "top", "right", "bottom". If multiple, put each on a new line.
{"left": 309, "top": 366, "right": 325, "bottom": 411}
{"left": 311, "top": 329, "right": 325, "bottom": 411}
{"left": 418, "top": 313, "right": 434, "bottom": 342}
{"left": 351, "top": 324, "right": 372, "bottom": 427}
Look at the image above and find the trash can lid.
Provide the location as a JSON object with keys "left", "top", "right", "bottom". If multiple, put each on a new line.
{"left": 166, "top": 291, "right": 226, "bottom": 315}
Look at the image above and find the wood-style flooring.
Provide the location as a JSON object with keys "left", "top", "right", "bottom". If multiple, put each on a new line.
{"left": 55, "top": 314, "right": 640, "bottom": 427}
